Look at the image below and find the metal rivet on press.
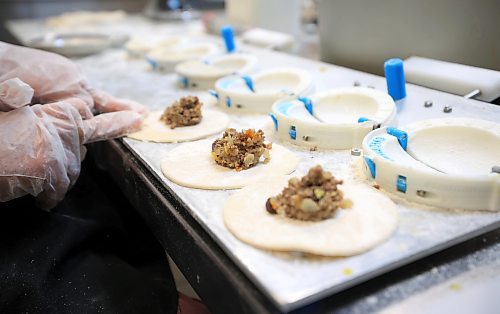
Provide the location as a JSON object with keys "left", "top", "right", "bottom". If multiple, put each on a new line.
{"left": 424, "top": 100, "right": 433, "bottom": 107}
{"left": 351, "top": 148, "right": 362, "bottom": 156}
{"left": 302, "top": 135, "right": 309, "bottom": 141}
{"left": 353, "top": 81, "right": 361, "bottom": 87}
{"left": 417, "top": 190, "right": 427, "bottom": 197}
{"left": 443, "top": 106, "right": 452, "bottom": 113}
{"left": 492, "top": 166, "right": 500, "bottom": 174}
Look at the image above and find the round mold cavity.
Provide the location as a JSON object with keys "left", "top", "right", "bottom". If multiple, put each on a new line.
{"left": 361, "top": 118, "right": 500, "bottom": 211}
{"left": 125, "top": 36, "right": 186, "bottom": 58}
{"left": 211, "top": 55, "right": 254, "bottom": 71}
{"left": 156, "top": 36, "right": 186, "bottom": 48}
{"left": 314, "top": 94, "right": 378, "bottom": 123}
{"left": 270, "top": 87, "right": 396, "bottom": 149}
{"left": 213, "top": 68, "right": 314, "bottom": 114}
{"left": 253, "top": 72, "right": 301, "bottom": 93}
{"left": 407, "top": 119, "right": 500, "bottom": 176}
{"left": 175, "top": 54, "right": 258, "bottom": 90}
{"left": 312, "top": 88, "right": 395, "bottom": 124}
{"left": 146, "top": 42, "right": 219, "bottom": 73}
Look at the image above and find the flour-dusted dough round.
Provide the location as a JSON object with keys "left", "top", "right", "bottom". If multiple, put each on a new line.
{"left": 224, "top": 176, "right": 398, "bottom": 256}
{"left": 127, "top": 109, "right": 229, "bottom": 143}
{"left": 160, "top": 140, "right": 298, "bottom": 189}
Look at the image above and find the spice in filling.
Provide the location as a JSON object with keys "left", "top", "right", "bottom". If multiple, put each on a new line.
{"left": 211, "top": 128, "right": 272, "bottom": 171}
{"left": 160, "top": 96, "right": 202, "bottom": 129}
{"left": 266, "top": 165, "right": 352, "bottom": 221}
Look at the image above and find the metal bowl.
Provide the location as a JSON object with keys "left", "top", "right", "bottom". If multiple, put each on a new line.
{"left": 28, "top": 33, "right": 112, "bottom": 57}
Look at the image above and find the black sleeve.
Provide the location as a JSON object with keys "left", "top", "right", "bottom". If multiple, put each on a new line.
{"left": 0, "top": 159, "right": 178, "bottom": 314}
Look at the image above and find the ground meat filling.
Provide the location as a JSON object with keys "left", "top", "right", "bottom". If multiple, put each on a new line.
{"left": 160, "top": 96, "right": 202, "bottom": 129}
{"left": 266, "top": 166, "right": 352, "bottom": 221}
{"left": 211, "top": 128, "right": 272, "bottom": 171}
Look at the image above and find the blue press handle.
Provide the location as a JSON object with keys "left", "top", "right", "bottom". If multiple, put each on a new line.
{"left": 221, "top": 25, "right": 235, "bottom": 53}
{"left": 384, "top": 58, "right": 406, "bottom": 101}
{"left": 386, "top": 127, "right": 408, "bottom": 151}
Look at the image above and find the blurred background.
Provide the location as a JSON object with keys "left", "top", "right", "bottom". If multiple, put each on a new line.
{"left": 0, "top": 0, "right": 148, "bottom": 44}
{"left": 1, "top": 0, "right": 498, "bottom": 75}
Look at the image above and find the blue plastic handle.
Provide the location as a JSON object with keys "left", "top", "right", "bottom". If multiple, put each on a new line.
{"left": 221, "top": 25, "right": 235, "bottom": 53}
{"left": 269, "top": 113, "right": 278, "bottom": 130}
{"left": 241, "top": 75, "right": 255, "bottom": 92}
{"left": 298, "top": 97, "right": 313, "bottom": 115}
{"left": 384, "top": 58, "right": 406, "bottom": 101}
{"left": 386, "top": 127, "right": 408, "bottom": 151}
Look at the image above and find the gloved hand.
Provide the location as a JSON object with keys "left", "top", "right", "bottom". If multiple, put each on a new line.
{"left": 0, "top": 77, "right": 34, "bottom": 110}
{"left": 0, "top": 41, "right": 148, "bottom": 115}
{"left": 0, "top": 99, "right": 141, "bottom": 209}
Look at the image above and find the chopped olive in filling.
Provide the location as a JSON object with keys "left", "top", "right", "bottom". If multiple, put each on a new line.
{"left": 160, "top": 96, "right": 202, "bottom": 129}
{"left": 211, "top": 128, "right": 272, "bottom": 171}
{"left": 266, "top": 165, "right": 352, "bottom": 221}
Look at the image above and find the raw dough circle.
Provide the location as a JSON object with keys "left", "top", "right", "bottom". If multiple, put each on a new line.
{"left": 127, "top": 109, "right": 229, "bottom": 143}
{"left": 160, "top": 140, "right": 298, "bottom": 189}
{"left": 224, "top": 176, "right": 398, "bottom": 256}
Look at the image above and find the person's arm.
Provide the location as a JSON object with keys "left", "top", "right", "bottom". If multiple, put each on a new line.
{"left": 0, "top": 42, "right": 146, "bottom": 209}
{"left": 0, "top": 41, "right": 147, "bottom": 115}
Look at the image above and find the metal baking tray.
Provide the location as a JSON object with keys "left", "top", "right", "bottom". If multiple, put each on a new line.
{"left": 78, "top": 46, "right": 500, "bottom": 312}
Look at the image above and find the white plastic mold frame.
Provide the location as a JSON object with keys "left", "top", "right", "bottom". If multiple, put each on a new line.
{"left": 362, "top": 118, "right": 500, "bottom": 211}
{"left": 125, "top": 36, "right": 187, "bottom": 59}
{"left": 270, "top": 87, "right": 396, "bottom": 149}
{"left": 145, "top": 42, "right": 220, "bottom": 73}
{"left": 212, "top": 68, "right": 314, "bottom": 114}
{"left": 175, "top": 53, "right": 259, "bottom": 90}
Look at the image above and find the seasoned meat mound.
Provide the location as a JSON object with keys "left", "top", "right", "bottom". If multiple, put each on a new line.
{"left": 266, "top": 165, "right": 352, "bottom": 221}
{"left": 211, "top": 128, "right": 272, "bottom": 171}
{"left": 160, "top": 96, "right": 202, "bottom": 129}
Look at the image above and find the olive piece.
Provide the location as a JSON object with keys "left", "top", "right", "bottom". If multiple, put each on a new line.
{"left": 266, "top": 198, "right": 277, "bottom": 214}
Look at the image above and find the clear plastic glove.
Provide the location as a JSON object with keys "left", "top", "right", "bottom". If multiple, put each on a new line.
{"left": 0, "top": 77, "right": 34, "bottom": 110}
{"left": 0, "top": 41, "right": 148, "bottom": 115}
{"left": 0, "top": 99, "right": 141, "bottom": 209}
